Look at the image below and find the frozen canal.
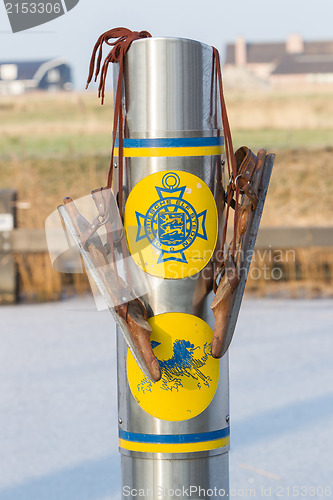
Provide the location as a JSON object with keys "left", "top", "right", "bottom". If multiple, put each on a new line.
{"left": 0, "top": 297, "right": 332, "bottom": 500}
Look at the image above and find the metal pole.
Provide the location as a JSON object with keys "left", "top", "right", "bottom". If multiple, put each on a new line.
{"left": 115, "top": 37, "right": 230, "bottom": 499}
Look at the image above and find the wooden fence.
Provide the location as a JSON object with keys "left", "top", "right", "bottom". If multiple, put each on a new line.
{"left": 2, "top": 226, "right": 333, "bottom": 253}
{"left": 1, "top": 227, "right": 333, "bottom": 303}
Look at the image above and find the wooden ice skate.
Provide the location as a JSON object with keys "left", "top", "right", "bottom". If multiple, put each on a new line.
{"left": 211, "top": 148, "right": 275, "bottom": 358}
{"left": 58, "top": 190, "right": 161, "bottom": 382}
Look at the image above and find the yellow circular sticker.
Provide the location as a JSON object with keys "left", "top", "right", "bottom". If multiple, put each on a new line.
{"left": 124, "top": 171, "right": 218, "bottom": 279}
{"left": 127, "top": 313, "right": 220, "bottom": 421}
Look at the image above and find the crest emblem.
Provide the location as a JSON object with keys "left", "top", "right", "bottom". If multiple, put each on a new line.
{"left": 135, "top": 173, "right": 207, "bottom": 264}
{"left": 124, "top": 170, "right": 218, "bottom": 279}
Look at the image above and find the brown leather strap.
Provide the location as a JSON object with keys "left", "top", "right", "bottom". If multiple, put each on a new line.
{"left": 80, "top": 214, "right": 107, "bottom": 249}
{"left": 212, "top": 47, "right": 237, "bottom": 181}
{"left": 80, "top": 188, "right": 110, "bottom": 249}
{"left": 86, "top": 27, "right": 152, "bottom": 104}
{"left": 86, "top": 28, "right": 152, "bottom": 213}
{"left": 235, "top": 147, "right": 260, "bottom": 209}
{"left": 86, "top": 31, "right": 153, "bottom": 316}
{"left": 92, "top": 186, "right": 135, "bottom": 291}
{"left": 212, "top": 47, "right": 240, "bottom": 261}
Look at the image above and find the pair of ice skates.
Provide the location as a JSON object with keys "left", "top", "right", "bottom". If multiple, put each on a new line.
{"left": 59, "top": 147, "right": 274, "bottom": 382}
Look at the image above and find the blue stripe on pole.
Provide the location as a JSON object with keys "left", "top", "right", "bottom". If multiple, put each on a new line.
{"left": 114, "top": 137, "right": 224, "bottom": 148}
{"left": 119, "top": 427, "right": 230, "bottom": 444}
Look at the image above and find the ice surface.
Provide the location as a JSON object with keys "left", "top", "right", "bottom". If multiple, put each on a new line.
{"left": 0, "top": 297, "right": 332, "bottom": 499}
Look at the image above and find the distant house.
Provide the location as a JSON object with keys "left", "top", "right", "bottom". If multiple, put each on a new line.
{"left": 0, "top": 58, "right": 72, "bottom": 95}
{"left": 224, "top": 35, "right": 333, "bottom": 86}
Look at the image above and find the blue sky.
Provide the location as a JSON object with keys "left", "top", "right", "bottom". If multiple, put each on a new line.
{"left": 0, "top": 0, "right": 332, "bottom": 89}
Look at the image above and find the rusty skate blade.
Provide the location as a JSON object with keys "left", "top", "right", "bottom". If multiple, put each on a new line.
{"left": 211, "top": 152, "right": 275, "bottom": 358}
{"left": 57, "top": 200, "right": 160, "bottom": 382}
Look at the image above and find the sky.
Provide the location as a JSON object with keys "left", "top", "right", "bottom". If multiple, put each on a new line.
{"left": 0, "top": 0, "right": 333, "bottom": 89}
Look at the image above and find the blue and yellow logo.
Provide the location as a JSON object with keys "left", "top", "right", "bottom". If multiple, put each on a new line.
{"left": 127, "top": 313, "right": 220, "bottom": 422}
{"left": 124, "top": 171, "right": 218, "bottom": 279}
{"left": 137, "top": 173, "right": 207, "bottom": 264}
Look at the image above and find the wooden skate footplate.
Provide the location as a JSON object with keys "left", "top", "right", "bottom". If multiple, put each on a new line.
{"left": 58, "top": 199, "right": 161, "bottom": 382}
{"left": 211, "top": 152, "right": 275, "bottom": 357}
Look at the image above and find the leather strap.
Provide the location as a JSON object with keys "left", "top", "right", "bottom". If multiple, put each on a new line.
{"left": 235, "top": 147, "right": 259, "bottom": 209}
{"left": 86, "top": 28, "right": 152, "bottom": 216}
{"left": 81, "top": 188, "right": 110, "bottom": 249}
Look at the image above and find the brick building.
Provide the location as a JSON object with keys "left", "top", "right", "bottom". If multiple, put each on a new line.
{"left": 224, "top": 35, "right": 333, "bottom": 87}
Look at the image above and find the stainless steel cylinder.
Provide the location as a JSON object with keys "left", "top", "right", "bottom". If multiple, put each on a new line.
{"left": 115, "top": 37, "right": 229, "bottom": 499}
